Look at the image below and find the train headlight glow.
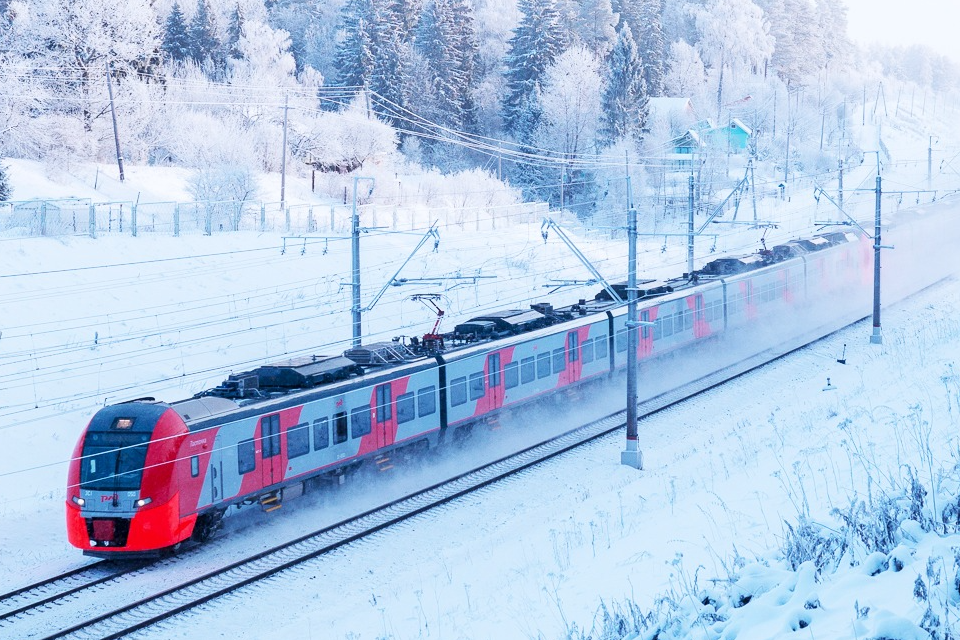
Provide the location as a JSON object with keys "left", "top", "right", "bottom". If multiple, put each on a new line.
{"left": 72, "top": 496, "right": 85, "bottom": 507}
{"left": 135, "top": 497, "right": 152, "bottom": 508}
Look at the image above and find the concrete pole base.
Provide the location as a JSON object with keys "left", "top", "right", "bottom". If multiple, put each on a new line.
{"left": 621, "top": 449, "right": 643, "bottom": 470}
{"left": 870, "top": 328, "right": 882, "bottom": 345}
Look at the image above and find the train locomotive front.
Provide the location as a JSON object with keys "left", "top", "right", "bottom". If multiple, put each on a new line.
{"left": 66, "top": 401, "right": 194, "bottom": 556}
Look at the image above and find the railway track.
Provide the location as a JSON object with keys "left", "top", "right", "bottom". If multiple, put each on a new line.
{"left": 1, "top": 304, "right": 878, "bottom": 640}
{"left": 0, "top": 561, "right": 130, "bottom": 623}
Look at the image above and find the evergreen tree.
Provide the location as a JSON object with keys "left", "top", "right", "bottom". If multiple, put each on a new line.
{"left": 161, "top": 2, "right": 192, "bottom": 63}
{"left": 335, "top": 0, "right": 376, "bottom": 89}
{"left": 415, "top": 0, "right": 481, "bottom": 134}
{"left": 0, "top": 161, "right": 11, "bottom": 202}
{"left": 226, "top": 3, "right": 245, "bottom": 60}
{"left": 501, "top": 0, "right": 566, "bottom": 137}
{"left": 599, "top": 24, "right": 647, "bottom": 146}
{"left": 189, "top": 0, "right": 221, "bottom": 65}
{"left": 634, "top": 0, "right": 665, "bottom": 96}
{"left": 334, "top": 0, "right": 410, "bottom": 128}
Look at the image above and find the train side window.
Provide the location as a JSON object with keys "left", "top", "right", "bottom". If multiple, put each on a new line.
{"left": 237, "top": 439, "right": 255, "bottom": 475}
{"left": 190, "top": 455, "right": 200, "bottom": 478}
{"left": 536, "top": 353, "right": 551, "bottom": 379}
{"left": 333, "top": 412, "right": 348, "bottom": 444}
{"left": 662, "top": 315, "right": 674, "bottom": 337}
{"left": 567, "top": 332, "right": 579, "bottom": 362}
{"left": 504, "top": 361, "right": 520, "bottom": 389}
{"left": 552, "top": 348, "right": 565, "bottom": 373}
{"left": 375, "top": 384, "right": 392, "bottom": 422}
{"left": 288, "top": 422, "right": 309, "bottom": 459}
{"left": 520, "top": 357, "right": 535, "bottom": 384}
{"left": 653, "top": 319, "right": 662, "bottom": 340}
{"left": 351, "top": 407, "right": 371, "bottom": 438}
{"left": 313, "top": 418, "right": 329, "bottom": 450}
{"left": 683, "top": 310, "right": 693, "bottom": 330}
{"left": 469, "top": 372, "right": 485, "bottom": 400}
{"left": 397, "top": 392, "right": 415, "bottom": 424}
{"left": 582, "top": 338, "right": 595, "bottom": 364}
{"left": 417, "top": 386, "right": 437, "bottom": 417}
{"left": 595, "top": 335, "right": 608, "bottom": 359}
{"left": 450, "top": 377, "right": 467, "bottom": 406}
{"left": 615, "top": 330, "right": 628, "bottom": 352}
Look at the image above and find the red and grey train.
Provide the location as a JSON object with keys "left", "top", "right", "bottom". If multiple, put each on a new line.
{"left": 66, "top": 231, "right": 870, "bottom": 556}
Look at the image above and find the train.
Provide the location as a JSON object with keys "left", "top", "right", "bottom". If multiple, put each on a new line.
{"left": 66, "top": 230, "right": 871, "bottom": 557}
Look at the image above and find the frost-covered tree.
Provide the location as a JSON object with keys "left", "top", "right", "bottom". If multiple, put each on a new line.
{"left": 538, "top": 45, "right": 603, "bottom": 157}
{"left": 292, "top": 97, "right": 398, "bottom": 173}
{"left": 229, "top": 20, "right": 297, "bottom": 87}
{"left": 664, "top": 39, "right": 706, "bottom": 97}
{"left": 573, "top": 0, "right": 618, "bottom": 57}
{"left": 0, "top": 160, "right": 11, "bottom": 201}
{"left": 529, "top": 45, "right": 603, "bottom": 213}
{"left": 762, "top": 0, "right": 823, "bottom": 88}
{"left": 7, "top": 0, "right": 161, "bottom": 132}
{"left": 815, "top": 0, "right": 852, "bottom": 74}
{"left": 501, "top": 0, "right": 566, "bottom": 137}
{"left": 599, "top": 24, "right": 647, "bottom": 146}
{"left": 693, "top": 0, "right": 773, "bottom": 117}
{"left": 162, "top": 3, "right": 192, "bottom": 63}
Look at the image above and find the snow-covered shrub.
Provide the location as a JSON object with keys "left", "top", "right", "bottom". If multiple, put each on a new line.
{"left": 780, "top": 515, "right": 846, "bottom": 573}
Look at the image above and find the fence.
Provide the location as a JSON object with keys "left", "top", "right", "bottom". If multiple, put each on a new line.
{"left": 0, "top": 198, "right": 550, "bottom": 239}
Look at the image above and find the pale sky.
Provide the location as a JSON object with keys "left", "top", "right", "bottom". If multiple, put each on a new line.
{"left": 843, "top": 0, "right": 960, "bottom": 64}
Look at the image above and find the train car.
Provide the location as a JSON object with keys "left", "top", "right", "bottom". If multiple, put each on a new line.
{"left": 608, "top": 279, "right": 726, "bottom": 367}
{"left": 67, "top": 354, "right": 443, "bottom": 556}
{"left": 440, "top": 307, "right": 611, "bottom": 435}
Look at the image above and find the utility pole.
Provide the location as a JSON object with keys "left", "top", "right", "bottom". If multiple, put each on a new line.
{"left": 280, "top": 94, "right": 289, "bottom": 224}
{"left": 749, "top": 157, "right": 758, "bottom": 223}
{"left": 105, "top": 62, "right": 125, "bottom": 182}
{"left": 621, "top": 165, "right": 642, "bottom": 470}
{"left": 928, "top": 135, "right": 934, "bottom": 189}
{"left": 784, "top": 92, "right": 792, "bottom": 187}
{"left": 351, "top": 176, "right": 376, "bottom": 347}
{"left": 838, "top": 159, "right": 844, "bottom": 211}
{"left": 871, "top": 172, "right": 882, "bottom": 345}
{"left": 687, "top": 173, "right": 695, "bottom": 275}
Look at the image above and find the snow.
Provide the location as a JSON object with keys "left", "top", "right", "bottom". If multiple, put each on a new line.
{"left": 2, "top": 146, "right": 960, "bottom": 638}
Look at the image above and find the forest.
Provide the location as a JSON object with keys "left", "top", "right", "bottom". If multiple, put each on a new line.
{"left": 0, "top": 0, "right": 957, "bottom": 212}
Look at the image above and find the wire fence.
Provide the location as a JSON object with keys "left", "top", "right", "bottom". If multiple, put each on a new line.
{"left": 0, "top": 198, "right": 552, "bottom": 239}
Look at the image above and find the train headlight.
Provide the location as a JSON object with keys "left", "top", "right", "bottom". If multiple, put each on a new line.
{"left": 135, "top": 497, "right": 152, "bottom": 508}
{"left": 72, "top": 495, "right": 85, "bottom": 507}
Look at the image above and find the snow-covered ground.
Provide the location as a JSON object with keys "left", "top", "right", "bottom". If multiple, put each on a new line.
{"left": 2, "top": 142, "right": 960, "bottom": 638}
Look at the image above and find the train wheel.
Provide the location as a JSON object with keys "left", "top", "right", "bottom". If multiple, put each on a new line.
{"left": 192, "top": 508, "right": 226, "bottom": 543}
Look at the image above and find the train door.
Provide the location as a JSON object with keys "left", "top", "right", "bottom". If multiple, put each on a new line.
{"left": 209, "top": 433, "right": 224, "bottom": 503}
{"left": 566, "top": 331, "right": 581, "bottom": 382}
{"left": 260, "top": 414, "right": 281, "bottom": 487}
{"left": 374, "top": 383, "right": 393, "bottom": 449}
{"left": 487, "top": 353, "right": 503, "bottom": 409}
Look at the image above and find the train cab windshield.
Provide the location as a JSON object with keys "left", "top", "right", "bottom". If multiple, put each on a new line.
{"left": 79, "top": 431, "right": 152, "bottom": 491}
